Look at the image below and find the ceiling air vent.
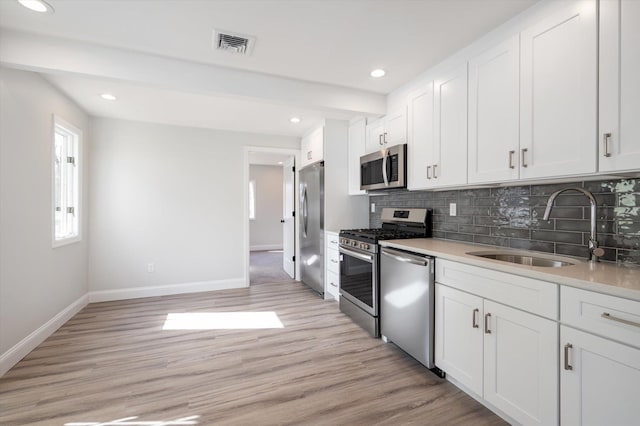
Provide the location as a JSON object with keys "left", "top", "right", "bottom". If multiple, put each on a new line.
{"left": 213, "top": 30, "right": 255, "bottom": 55}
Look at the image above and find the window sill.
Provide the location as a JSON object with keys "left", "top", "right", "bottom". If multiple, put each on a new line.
{"left": 52, "top": 235, "right": 81, "bottom": 248}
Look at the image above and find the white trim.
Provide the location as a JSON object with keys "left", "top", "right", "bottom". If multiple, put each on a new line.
{"left": 250, "top": 244, "right": 284, "bottom": 252}
{"left": 243, "top": 146, "right": 301, "bottom": 286}
{"left": 88, "top": 278, "right": 245, "bottom": 303}
{"left": 0, "top": 294, "right": 89, "bottom": 377}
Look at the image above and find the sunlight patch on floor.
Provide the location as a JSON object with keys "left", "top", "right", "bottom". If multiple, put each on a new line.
{"left": 162, "top": 312, "right": 284, "bottom": 330}
{"left": 65, "top": 414, "right": 199, "bottom": 425}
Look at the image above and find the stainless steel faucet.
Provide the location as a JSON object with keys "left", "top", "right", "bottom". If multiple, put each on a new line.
{"left": 542, "top": 187, "right": 605, "bottom": 263}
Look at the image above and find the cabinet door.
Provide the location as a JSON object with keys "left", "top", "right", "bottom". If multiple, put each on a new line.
{"left": 407, "top": 83, "right": 435, "bottom": 190}
{"left": 561, "top": 325, "right": 640, "bottom": 426}
{"left": 435, "top": 284, "right": 483, "bottom": 396}
{"left": 308, "top": 126, "right": 324, "bottom": 164}
{"left": 348, "top": 119, "right": 367, "bottom": 195}
{"left": 600, "top": 0, "right": 640, "bottom": 172}
{"left": 468, "top": 36, "right": 520, "bottom": 184}
{"left": 483, "top": 300, "right": 558, "bottom": 426}
{"left": 520, "top": 0, "right": 597, "bottom": 179}
{"left": 384, "top": 107, "right": 407, "bottom": 146}
{"left": 433, "top": 62, "right": 468, "bottom": 187}
{"left": 365, "top": 119, "right": 385, "bottom": 154}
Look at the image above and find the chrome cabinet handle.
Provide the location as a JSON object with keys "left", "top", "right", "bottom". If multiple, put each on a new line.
{"left": 433, "top": 164, "right": 438, "bottom": 179}
{"left": 521, "top": 148, "right": 528, "bottom": 168}
{"left": 508, "top": 150, "right": 515, "bottom": 169}
{"left": 426, "top": 165, "right": 432, "bottom": 180}
{"left": 472, "top": 308, "right": 479, "bottom": 328}
{"left": 603, "top": 133, "right": 612, "bottom": 157}
{"left": 484, "top": 313, "right": 491, "bottom": 334}
{"left": 601, "top": 312, "right": 640, "bottom": 328}
{"left": 564, "top": 343, "right": 573, "bottom": 370}
{"left": 383, "top": 132, "right": 388, "bottom": 144}
{"left": 379, "top": 134, "right": 384, "bottom": 146}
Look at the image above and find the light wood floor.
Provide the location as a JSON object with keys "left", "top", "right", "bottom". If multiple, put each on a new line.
{"left": 0, "top": 279, "right": 505, "bottom": 425}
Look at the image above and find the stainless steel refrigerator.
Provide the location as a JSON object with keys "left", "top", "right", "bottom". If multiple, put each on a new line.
{"left": 299, "top": 161, "right": 324, "bottom": 296}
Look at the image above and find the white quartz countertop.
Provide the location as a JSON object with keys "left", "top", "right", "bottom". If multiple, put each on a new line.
{"left": 379, "top": 239, "right": 640, "bottom": 301}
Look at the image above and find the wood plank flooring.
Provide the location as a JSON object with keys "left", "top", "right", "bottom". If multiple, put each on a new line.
{"left": 0, "top": 278, "right": 505, "bottom": 425}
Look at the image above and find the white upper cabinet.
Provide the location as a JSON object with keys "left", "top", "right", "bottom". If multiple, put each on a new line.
{"left": 433, "top": 62, "right": 468, "bottom": 187}
{"left": 599, "top": 0, "right": 640, "bottom": 173}
{"left": 520, "top": 0, "right": 597, "bottom": 179}
{"left": 300, "top": 126, "right": 324, "bottom": 168}
{"left": 407, "top": 82, "right": 435, "bottom": 190}
{"left": 468, "top": 36, "right": 520, "bottom": 184}
{"left": 348, "top": 118, "right": 367, "bottom": 195}
{"left": 364, "top": 108, "right": 407, "bottom": 154}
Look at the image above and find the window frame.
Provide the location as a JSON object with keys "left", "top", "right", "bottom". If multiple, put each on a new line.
{"left": 51, "top": 115, "right": 82, "bottom": 248}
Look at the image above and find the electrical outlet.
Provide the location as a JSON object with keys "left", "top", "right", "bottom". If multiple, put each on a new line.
{"left": 449, "top": 203, "right": 457, "bottom": 216}
{"left": 147, "top": 263, "right": 155, "bottom": 273}
{"left": 371, "top": 203, "right": 376, "bottom": 213}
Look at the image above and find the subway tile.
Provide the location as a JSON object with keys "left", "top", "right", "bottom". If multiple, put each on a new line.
{"left": 618, "top": 220, "right": 640, "bottom": 236}
{"left": 600, "top": 233, "right": 640, "bottom": 250}
{"left": 555, "top": 243, "right": 589, "bottom": 259}
{"left": 475, "top": 216, "right": 509, "bottom": 226}
{"left": 491, "top": 227, "right": 531, "bottom": 239}
{"left": 444, "top": 215, "right": 474, "bottom": 225}
{"left": 459, "top": 206, "right": 492, "bottom": 216}
{"left": 445, "top": 232, "right": 475, "bottom": 243}
{"left": 619, "top": 192, "right": 640, "bottom": 207}
{"left": 474, "top": 197, "right": 498, "bottom": 207}
{"left": 613, "top": 207, "right": 640, "bottom": 220}
{"left": 617, "top": 249, "right": 640, "bottom": 266}
{"left": 473, "top": 235, "right": 510, "bottom": 247}
{"left": 532, "top": 206, "right": 583, "bottom": 219}
{"left": 433, "top": 230, "right": 446, "bottom": 239}
{"left": 448, "top": 197, "right": 473, "bottom": 206}
{"left": 435, "top": 222, "right": 459, "bottom": 232}
{"left": 509, "top": 239, "right": 555, "bottom": 253}
{"left": 491, "top": 186, "right": 531, "bottom": 197}
{"left": 531, "top": 182, "right": 584, "bottom": 196}
{"left": 459, "top": 225, "right": 491, "bottom": 235}
{"left": 531, "top": 229, "right": 583, "bottom": 244}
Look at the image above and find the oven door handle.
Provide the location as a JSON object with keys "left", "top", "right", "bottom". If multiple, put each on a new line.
{"left": 381, "top": 247, "right": 428, "bottom": 266}
{"left": 339, "top": 246, "right": 374, "bottom": 263}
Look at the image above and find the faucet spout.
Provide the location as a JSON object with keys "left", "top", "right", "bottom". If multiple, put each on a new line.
{"left": 542, "top": 187, "right": 603, "bottom": 262}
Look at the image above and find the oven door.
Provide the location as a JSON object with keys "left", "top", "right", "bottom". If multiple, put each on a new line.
{"left": 338, "top": 245, "right": 377, "bottom": 316}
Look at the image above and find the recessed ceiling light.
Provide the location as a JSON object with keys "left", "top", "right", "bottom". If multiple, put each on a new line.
{"left": 100, "top": 93, "right": 117, "bottom": 101}
{"left": 370, "top": 69, "right": 386, "bottom": 78}
{"left": 17, "top": 0, "right": 54, "bottom": 13}
{"left": 277, "top": 161, "right": 283, "bottom": 165}
{"left": 290, "top": 117, "right": 301, "bottom": 124}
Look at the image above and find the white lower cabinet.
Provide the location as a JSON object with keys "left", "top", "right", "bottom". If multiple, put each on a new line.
{"left": 435, "top": 259, "right": 558, "bottom": 425}
{"left": 324, "top": 231, "right": 340, "bottom": 301}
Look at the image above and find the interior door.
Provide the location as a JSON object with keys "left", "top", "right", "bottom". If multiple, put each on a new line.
{"left": 282, "top": 156, "right": 295, "bottom": 278}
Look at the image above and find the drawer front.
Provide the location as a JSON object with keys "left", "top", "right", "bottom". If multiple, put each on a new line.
{"left": 326, "top": 270, "right": 340, "bottom": 298}
{"left": 436, "top": 259, "right": 558, "bottom": 320}
{"left": 327, "top": 248, "right": 340, "bottom": 274}
{"left": 326, "top": 232, "right": 339, "bottom": 250}
{"left": 561, "top": 286, "right": 640, "bottom": 348}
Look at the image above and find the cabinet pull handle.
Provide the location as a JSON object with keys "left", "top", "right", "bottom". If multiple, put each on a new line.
{"left": 307, "top": 151, "right": 312, "bottom": 160}
{"left": 508, "top": 150, "right": 515, "bottom": 169}
{"left": 521, "top": 148, "right": 528, "bottom": 168}
{"left": 601, "top": 312, "right": 640, "bottom": 328}
{"left": 472, "top": 308, "right": 479, "bottom": 328}
{"left": 564, "top": 343, "right": 573, "bottom": 370}
{"left": 602, "top": 133, "right": 612, "bottom": 157}
{"left": 426, "top": 165, "right": 432, "bottom": 180}
{"left": 379, "top": 134, "right": 384, "bottom": 146}
{"left": 433, "top": 164, "right": 438, "bottom": 179}
{"left": 484, "top": 313, "right": 491, "bottom": 334}
{"left": 383, "top": 132, "right": 388, "bottom": 144}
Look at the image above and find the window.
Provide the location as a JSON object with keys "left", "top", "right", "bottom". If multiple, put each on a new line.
{"left": 52, "top": 117, "right": 81, "bottom": 247}
{"left": 249, "top": 180, "right": 256, "bottom": 220}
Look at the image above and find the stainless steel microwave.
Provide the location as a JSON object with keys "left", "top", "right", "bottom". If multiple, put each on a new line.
{"left": 360, "top": 144, "right": 407, "bottom": 191}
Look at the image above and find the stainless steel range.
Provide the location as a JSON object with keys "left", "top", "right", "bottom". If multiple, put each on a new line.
{"left": 338, "top": 208, "right": 433, "bottom": 337}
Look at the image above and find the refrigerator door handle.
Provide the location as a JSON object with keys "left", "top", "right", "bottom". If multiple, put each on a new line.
{"left": 301, "top": 185, "right": 308, "bottom": 237}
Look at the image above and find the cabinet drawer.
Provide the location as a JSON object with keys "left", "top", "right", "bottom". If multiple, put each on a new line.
{"left": 327, "top": 248, "right": 340, "bottom": 273}
{"left": 436, "top": 259, "right": 558, "bottom": 320}
{"left": 561, "top": 286, "right": 640, "bottom": 348}
{"left": 326, "top": 233, "right": 340, "bottom": 250}
{"left": 326, "top": 270, "right": 340, "bottom": 297}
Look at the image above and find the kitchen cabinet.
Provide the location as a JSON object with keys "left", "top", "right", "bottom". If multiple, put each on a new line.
{"left": 435, "top": 260, "right": 558, "bottom": 425}
{"left": 560, "top": 286, "right": 640, "bottom": 425}
{"left": 300, "top": 126, "right": 324, "bottom": 168}
{"left": 364, "top": 107, "right": 407, "bottom": 154}
{"left": 347, "top": 118, "right": 367, "bottom": 195}
{"left": 599, "top": 0, "right": 640, "bottom": 173}
{"left": 432, "top": 62, "right": 468, "bottom": 187}
{"left": 519, "top": 0, "right": 597, "bottom": 179}
{"left": 324, "top": 231, "right": 340, "bottom": 301}
{"left": 468, "top": 36, "right": 520, "bottom": 184}
{"left": 407, "top": 82, "right": 435, "bottom": 190}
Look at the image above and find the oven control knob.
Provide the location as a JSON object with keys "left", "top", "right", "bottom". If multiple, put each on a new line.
{"left": 351, "top": 241, "right": 358, "bottom": 247}
{"left": 359, "top": 243, "right": 369, "bottom": 250}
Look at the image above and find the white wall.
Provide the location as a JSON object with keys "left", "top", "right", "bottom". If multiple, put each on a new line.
{"left": 88, "top": 118, "right": 299, "bottom": 299}
{"left": 0, "top": 67, "right": 90, "bottom": 373}
{"left": 249, "top": 165, "right": 284, "bottom": 251}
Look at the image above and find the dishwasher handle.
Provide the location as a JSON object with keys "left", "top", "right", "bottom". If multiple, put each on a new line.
{"left": 381, "top": 247, "right": 429, "bottom": 266}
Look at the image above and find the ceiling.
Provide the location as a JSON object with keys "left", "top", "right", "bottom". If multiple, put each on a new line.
{"left": 0, "top": 0, "right": 538, "bottom": 137}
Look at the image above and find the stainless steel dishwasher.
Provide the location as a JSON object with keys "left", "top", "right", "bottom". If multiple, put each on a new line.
{"left": 380, "top": 246, "right": 435, "bottom": 370}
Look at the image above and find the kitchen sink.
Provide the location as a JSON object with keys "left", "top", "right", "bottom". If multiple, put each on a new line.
{"left": 466, "top": 250, "right": 582, "bottom": 267}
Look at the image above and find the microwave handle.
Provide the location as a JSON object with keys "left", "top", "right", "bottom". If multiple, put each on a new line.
{"left": 382, "top": 149, "right": 389, "bottom": 187}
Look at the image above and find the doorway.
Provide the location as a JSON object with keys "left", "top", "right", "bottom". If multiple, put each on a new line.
{"left": 244, "top": 147, "right": 299, "bottom": 286}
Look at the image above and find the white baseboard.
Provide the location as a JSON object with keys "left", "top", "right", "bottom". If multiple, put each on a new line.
{"left": 0, "top": 294, "right": 89, "bottom": 377}
{"left": 88, "top": 278, "right": 246, "bottom": 303}
{"left": 250, "top": 244, "right": 283, "bottom": 251}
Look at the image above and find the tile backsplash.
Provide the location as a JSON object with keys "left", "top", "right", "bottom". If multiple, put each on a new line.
{"left": 369, "top": 179, "right": 640, "bottom": 266}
